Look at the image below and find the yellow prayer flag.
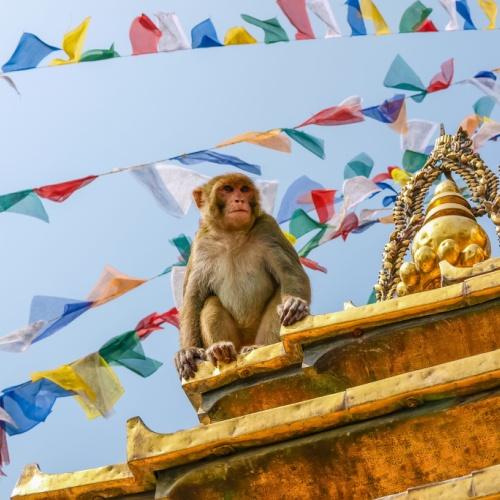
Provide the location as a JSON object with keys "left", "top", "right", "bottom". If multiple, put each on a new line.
{"left": 478, "top": 0, "right": 497, "bottom": 29}
{"left": 217, "top": 130, "right": 291, "bottom": 153}
{"left": 391, "top": 168, "right": 412, "bottom": 186}
{"left": 87, "top": 265, "right": 146, "bottom": 306}
{"left": 283, "top": 231, "right": 297, "bottom": 245}
{"left": 71, "top": 354, "right": 124, "bottom": 419}
{"left": 224, "top": 26, "right": 257, "bottom": 45}
{"left": 359, "top": 0, "right": 391, "bottom": 35}
{"left": 50, "top": 17, "right": 91, "bottom": 65}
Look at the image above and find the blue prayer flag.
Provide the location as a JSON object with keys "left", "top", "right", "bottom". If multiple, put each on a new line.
{"left": 345, "top": 0, "right": 367, "bottom": 36}
{"left": 191, "top": 19, "right": 222, "bottom": 48}
{"left": 456, "top": 0, "right": 476, "bottom": 30}
{"left": 383, "top": 195, "right": 397, "bottom": 206}
{"left": 2, "top": 33, "right": 59, "bottom": 72}
{"left": 172, "top": 150, "right": 261, "bottom": 175}
{"left": 362, "top": 95, "right": 406, "bottom": 124}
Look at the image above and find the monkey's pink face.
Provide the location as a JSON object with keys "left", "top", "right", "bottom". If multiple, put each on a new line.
{"left": 216, "top": 182, "right": 255, "bottom": 229}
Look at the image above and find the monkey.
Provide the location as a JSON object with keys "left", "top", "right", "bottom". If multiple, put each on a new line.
{"left": 174, "top": 173, "right": 311, "bottom": 380}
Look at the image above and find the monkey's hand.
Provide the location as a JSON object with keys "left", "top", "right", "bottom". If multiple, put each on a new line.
{"left": 278, "top": 296, "right": 310, "bottom": 326}
{"left": 174, "top": 347, "right": 206, "bottom": 380}
{"left": 206, "top": 341, "right": 237, "bottom": 366}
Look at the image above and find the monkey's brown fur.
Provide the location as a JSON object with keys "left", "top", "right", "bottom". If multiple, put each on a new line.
{"left": 175, "top": 173, "right": 311, "bottom": 379}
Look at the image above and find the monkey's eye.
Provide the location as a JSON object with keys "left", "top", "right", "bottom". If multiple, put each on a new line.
{"left": 223, "top": 185, "right": 234, "bottom": 193}
{"left": 240, "top": 185, "right": 250, "bottom": 193}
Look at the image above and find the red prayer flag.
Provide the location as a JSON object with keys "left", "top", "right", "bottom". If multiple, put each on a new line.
{"left": 277, "top": 0, "right": 315, "bottom": 40}
{"left": 311, "top": 189, "right": 336, "bottom": 223}
{"left": 298, "top": 97, "right": 364, "bottom": 128}
{"left": 427, "top": 58, "right": 454, "bottom": 93}
{"left": 371, "top": 172, "right": 391, "bottom": 183}
{"left": 129, "top": 14, "right": 162, "bottom": 55}
{"left": 34, "top": 175, "right": 98, "bottom": 202}
{"left": 300, "top": 257, "right": 327, "bottom": 273}
{"left": 332, "top": 213, "right": 359, "bottom": 241}
{"left": 416, "top": 19, "right": 438, "bottom": 32}
{"left": 136, "top": 307, "right": 179, "bottom": 339}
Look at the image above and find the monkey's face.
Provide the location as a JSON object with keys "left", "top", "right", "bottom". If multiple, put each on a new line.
{"left": 215, "top": 181, "right": 256, "bottom": 231}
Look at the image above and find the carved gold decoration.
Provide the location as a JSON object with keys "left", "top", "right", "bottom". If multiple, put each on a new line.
{"left": 375, "top": 126, "right": 499, "bottom": 301}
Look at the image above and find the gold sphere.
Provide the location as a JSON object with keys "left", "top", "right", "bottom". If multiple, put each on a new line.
{"left": 414, "top": 246, "right": 437, "bottom": 273}
{"left": 437, "top": 239, "right": 460, "bottom": 265}
{"left": 460, "top": 244, "right": 486, "bottom": 267}
{"left": 400, "top": 262, "right": 420, "bottom": 287}
{"left": 434, "top": 179, "right": 460, "bottom": 195}
{"left": 396, "top": 281, "right": 409, "bottom": 297}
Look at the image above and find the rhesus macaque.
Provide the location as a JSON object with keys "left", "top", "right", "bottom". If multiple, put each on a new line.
{"left": 175, "top": 173, "right": 311, "bottom": 379}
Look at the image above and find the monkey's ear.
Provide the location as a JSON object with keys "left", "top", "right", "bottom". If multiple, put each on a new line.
{"left": 192, "top": 188, "right": 204, "bottom": 209}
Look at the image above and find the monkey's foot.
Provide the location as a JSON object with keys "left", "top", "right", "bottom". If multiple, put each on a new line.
{"left": 240, "top": 345, "right": 262, "bottom": 355}
{"left": 278, "top": 296, "right": 310, "bottom": 326}
{"left": 206, "top": 341, "right": 237, "bottom": 366}
{"left": 174, "top": 347, "right": 206, "bottom": 380}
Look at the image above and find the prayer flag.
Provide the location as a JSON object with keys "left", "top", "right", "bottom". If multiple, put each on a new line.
{"left": 277, "top": 175, "right": 324, "bottom": 223}
{"left": 467, "top": 71, "right": 500, "bottom": 102}
{"left": 135, "top": 308, "right": 180, "bottom": 339}
{"left": 171, "top": 266, "right": 187, "bottom": 309}
{"left": 87, "top": 266, "right": 146, "bottom": 306}
{"left": 156, "top": 12, "right": 190, "bottom": 51}
{"left": 416, "top": 19, "right": 438, "bottom": 31}
{"left": 389, "top": 99, "right": 408, "bottom": 134}
{"left": 346, "top": 0, "right": 367, "bottom": 35}
{"left": 371, "top": 172, "right": 392, "bottom": 183}
{"left": 359, "top": 208, "right": 392, "bottom": 225}
{"left": 99, "top": 331, "right": 162, "bottom": 377}
{"left": 343, "top": 176, "right": 381, "bottom": 212}
{"left": 284, "top": 231, "right": 297, "bottom": 245}
{"left": 344, "top": 153, "right": 374, "bottom": 179}
{"left": 0, "top": 190, "right": 33, "bottom": 212}
{"left": 460, "top": 114, "right": 481, "bottom": 136}
{"left": 439, "top": 0, "right": 460, "bottom": 30}
{"left": 401, "top": 120, "right": 439, "bottom": 152}
{"left": 80, "top": 44, "right": 119, "bottom": 62}
{"left": 402, "top": 150, "right": 428, "bottom": 172}
{"left": 383, "top": 195, "right": 397, "bottom": 206}
{"left": 290, "top": 209, "right": 325, "bottom": 238}
{"left": 298, "top": 96, "right": 364, "bottom": 127}
{"left": 217, "top": 130, "right": 291, "bottom": 153}
{"left": 0, "top": 407, "right": 16, "bottom": 428}
{"left": 50, "top": 17, "right": 91, "bottom": 65}
{"left": 282, "top": 128, "right": 325, "bottom": 158}
{"left": 241, "top": 14, "right": 290, "bottom": 43}
{"left": 4, "top": 192, "right": 49, "bottom": 222}
{"left": 307, "top": 0, "right": 342, "bottom": 37}
{"left": 256, "top": 180, "right": 279, "bottom": 215}
{"left": 277, "top": 0, "right": 315, "bottom": 40}
{"left": 34, "top": 175, "right": 98, "bottom": 202}
{"left": 390, "top": 167, "right": 412, "bottom": 186}
{"left": 427, "top": 58, "right": 454, "bottom": 93}
{"left": 474, "top": 96, "right": 496, "bottom": 117}
{"left": 321, "top": 212, "right": 360, "bottom": 242}
{"left": 129, "top": 14, "right": 161, "bottom": 55}
{"left": 478, "top": 0, "right": 497, "bottom": 29}
{"left": 0, "top": 380, "right": 72, "bottom": 436}
{"left": 298, "top": 227, "right": 327, "bottom": 257}
{"left": 362, "top": 94, "right": 406, "bottom": 124}
{"left": 367, "top": 288, "right": 377, "bottom": 304}
{"left": 170, "top": 234, "right": 192, "bottom": 263}
{"left": 352, "top": 220, "right": 378, "bottom": 233}
{"left": 2, "top": 33, "right": 59, "bottom": 72}
{"left": 191, "top": 19, "right": 222, "bottom": 48}
{"left": 359, "top": 0, "right": 391, "bottom": 35}
{"left": 399, "top": 1, "right": 433, "bottom": 32}
{"left": 311, "top": 189, "right": 336, "bottom": 223}
{"left": 0, "top": 321, "right": 47, "bottom": 353}
{"left": 173, "top": 150, "right": 261, "bottom": 175}
{"left": 224, "top": 27, "right": 257, "bottom": 45}
{"left": 456, "top": 0, "right": 477, "bottom": 29}
{"left": 472, "top": 120, "right": 500, "bottom": 149}
{"left": 383, "top": 55, "right": 426, "bottom": 99}
{"left": 300, "top": 257, "right": 327, "bottom": 273}
{"left": 29, "top": 297, "right": 93, "bottom": 344}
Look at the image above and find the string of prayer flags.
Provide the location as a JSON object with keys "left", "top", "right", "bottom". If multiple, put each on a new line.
{"left": 346, "top": 0, "right": 367, "bottom": 36}
{"left": 191, "top": 19, "right": 222, "bottom": 48}
{"left": 277, "top": 0, "right": 316, "bottom": 40}
{"left": 87, "top": 266, "right": 147, "bottom": 307}
{"left": 135, "top": 308, "right": 180, "bottom": 339}
{"left": 80, "top": 44, "right": 120, "bottom": 62}
{"left": 344, "top": 153, "right": 374, "bottom": 179}
{"left": 399, "top": 1, "right": 435, "bottom": 33}
{"left": 311, "top": 189, "right": 336, "bottom": 223}
{"left": 359, "top": 0, "right": 391, "bottom": 35}
{"left": 289, "top": 209, "right": 326, "bottom": 238}
{"left": 2, "top": 33, "right": 59, "bottom": 72}
{"left": 99, "top": 331, "right": 162, "bottom": 378}
{"left": 478, "top": 0, "right": 497, "bottom": 29}
{"left": 129, "top": 14, "right": 161, "bottom": 55}
{"left": 156, "top": 13, "right": 190, "bottom": 52}
{"left": 307, "top": 0, "right": 342, "bottom": 38}
{"left": 440, "top": 0, "right": 460, "bottom": 30}
{"left": 300, "top": 257, "right": 327, "bottom": 273}
{"left": 50, "top": 17, "right": 91, "bottom": 65}
{"left": 224, "top": 27, "right": 257, "bottom": 45}
{"left": 277, "top": 175, "right": 324, "bottom": 223}
{"left": 241, "top": 14, "right": 290, "bottom": 43}
{"left": 456, "top": 0, "right": 477, "bottom": 29}
{"left": 298, "top": 96, "right": 364, "bottom": 127}
{"left": 472, "top": 120, "right": 500, "bottom": 149}
{"left": 217, "top": 130, "right": 291, "bottom": 153}
{"left": 0, "top": 379, "right": 73, "bottom": 436}
{"left": 402, "top": 149, "right": 429, "bottom": 172}
{"left": 34, "top": 175, "right": 98, "bottom": 202}
{"left": 281, "top": 129, "right": 325, "bottom": 158}
{"left": 173, "top": 150, "right": 262, "bottom": 175}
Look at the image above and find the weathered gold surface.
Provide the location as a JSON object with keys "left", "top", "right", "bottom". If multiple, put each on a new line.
{"left": 376, "top": 464, "right": 500, "bottom": 499}
{"left": 440, "top": 256, "right": 500, "bottom": 286}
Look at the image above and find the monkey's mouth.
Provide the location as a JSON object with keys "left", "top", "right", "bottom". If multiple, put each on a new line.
{"left": 228, "top": 209, "right": 249, "bottom": 214}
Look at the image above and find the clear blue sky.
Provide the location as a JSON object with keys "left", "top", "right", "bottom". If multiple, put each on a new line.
{"left": 0, "top": 0, "right": 498, "bottom": 496}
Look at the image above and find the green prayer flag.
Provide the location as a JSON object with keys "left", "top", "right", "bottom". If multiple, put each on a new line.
{"left": 6, "top": 191, "right": 49, "bottom": 222}
{"left": 344, "top": 153, "right": 374, "bottom": 179}
{"left": 473, "top": 96, "right": 496, "bottom": 118}
{"left": 384, "top": 55, "right": 426, "bottom": 102}
{"left": 80, "top": 44, "right": 120, "bottom": 62}
{"left": 0, "top": 189, "right": 33, "bottom": 212}
{"left": 99, "top": 331, "right": 162, "bottom": 378}
{"left": 399, "top": 1, "right": 432, "bottom": 33}
{"left": 298, "top": 227, "right": 327, "bottom": 258}
{"left": 241, "top": 14, "right": 289, "bottom": 43}
{"left": 170, "top": 234, "right": 192, "bottom": 262}
{"left": 290, "top": 209, "right": 324, "bottom": 239}
{"left": 282, "top": 128, "right": 325, "bottom": 159}
{"left": 367, "top": 288, "right": 377, "bottom": 304}
{"left": 402, "top": 150, "right": 428, "bottom": 173}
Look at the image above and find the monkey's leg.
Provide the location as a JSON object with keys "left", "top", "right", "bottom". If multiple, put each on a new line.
{"left": 249, "top": 291, "right": 282, "bottom": 349}
{"left": 201, "top": 296, "right": 240, "bottom": 365}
